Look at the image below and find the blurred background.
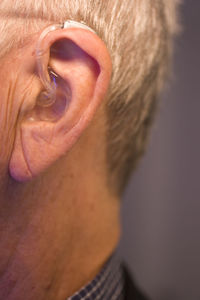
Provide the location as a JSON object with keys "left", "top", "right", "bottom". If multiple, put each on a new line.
{"left": 119, "top": 1, "right": 200, "bottom": 300}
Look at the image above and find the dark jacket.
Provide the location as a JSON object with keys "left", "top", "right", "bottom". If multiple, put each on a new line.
{"left": 122, "top": 264, "right": 150, "bottom": 300}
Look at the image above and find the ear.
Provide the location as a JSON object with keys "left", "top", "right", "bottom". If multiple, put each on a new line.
{"left": 9, "top": 26, "right": 112, "bottom": 181}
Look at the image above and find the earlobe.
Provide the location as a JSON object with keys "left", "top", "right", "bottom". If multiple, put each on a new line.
{"left": 9, "top": 23, "right": 112, "bottom": 182}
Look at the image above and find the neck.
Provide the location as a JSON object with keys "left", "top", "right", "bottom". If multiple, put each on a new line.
{"left": 0, "top": 158, "right": 121, "bottom": 300}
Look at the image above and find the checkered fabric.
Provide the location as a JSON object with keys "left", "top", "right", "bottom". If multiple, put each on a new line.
{"left": 67, "top": 252, "right": 124, "bottom": 300}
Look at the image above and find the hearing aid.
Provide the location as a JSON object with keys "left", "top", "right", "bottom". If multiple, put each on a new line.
{"left": 35, "top": 20, "right": 96, "bottom": 121}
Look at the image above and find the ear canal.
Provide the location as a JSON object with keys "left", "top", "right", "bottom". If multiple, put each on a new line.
{"left": 34, "top": 67, "right": 72, "bottom": 122}
{"left": 36, "top": 68, "right": 58, "bottom": 108}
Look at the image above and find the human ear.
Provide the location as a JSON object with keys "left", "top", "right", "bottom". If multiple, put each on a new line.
{"left": 9, "top": 23, "right": 112, "bottom": 181}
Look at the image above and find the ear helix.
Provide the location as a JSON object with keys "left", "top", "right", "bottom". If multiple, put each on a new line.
{"left": 35, "top": 20, "right": 97, "bottom": 122}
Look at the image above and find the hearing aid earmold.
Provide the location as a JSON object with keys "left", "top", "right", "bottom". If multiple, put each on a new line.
{"left": 35, "top": 20, "right": 96, "bottom": 121}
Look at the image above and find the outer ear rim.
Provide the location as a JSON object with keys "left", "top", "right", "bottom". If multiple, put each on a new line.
{"left": 38, "top": 27, "right": 112, "bottom": 83}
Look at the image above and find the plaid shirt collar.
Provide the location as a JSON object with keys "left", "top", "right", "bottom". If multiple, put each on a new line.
{"left": 67, "top": 251, "right": 124, "bottom": 300}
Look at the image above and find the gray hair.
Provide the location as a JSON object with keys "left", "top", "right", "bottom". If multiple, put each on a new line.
{"left": 0, "top": 0, "right": 180, "bottom": 194}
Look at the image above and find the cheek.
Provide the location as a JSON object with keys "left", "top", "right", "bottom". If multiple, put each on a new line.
{"left": 0, "top": 94, "right": 15, "bottom": 170}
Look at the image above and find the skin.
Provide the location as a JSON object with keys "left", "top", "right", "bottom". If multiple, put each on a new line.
{"left": 0, "top": 23, "right": 121, "bottom": 300}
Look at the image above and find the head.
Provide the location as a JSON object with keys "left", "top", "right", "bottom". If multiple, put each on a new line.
{"left": 0, "top": 1, "right": 180, "bottom": 299}
{"left": 0, "top": 0, "right": 180, "bottom": 194}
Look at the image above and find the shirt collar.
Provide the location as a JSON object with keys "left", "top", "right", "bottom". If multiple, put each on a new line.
{"left": 67, "top": 251, "right": 124, "bottom": 300}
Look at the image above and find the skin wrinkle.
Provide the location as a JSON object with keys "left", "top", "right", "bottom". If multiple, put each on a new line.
{"left": 6, "top": 73, "right": 35, "bottom": 178}
{"left": 0, "top": 79, "right": 16, "bottom": 162}
{"left": 4, "top": 83, "right": 12, "bottom": 134}
{"left": 20, "top": 127, "right": 33, "bottom": 178}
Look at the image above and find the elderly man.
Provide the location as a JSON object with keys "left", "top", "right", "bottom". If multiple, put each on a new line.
{"left": 0, "top": 1, "right": 179, "bottom": 299}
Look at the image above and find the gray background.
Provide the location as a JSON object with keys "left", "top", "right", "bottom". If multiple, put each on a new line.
{"left": 119, "top": 1, "right": 200, "bottom": 300}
